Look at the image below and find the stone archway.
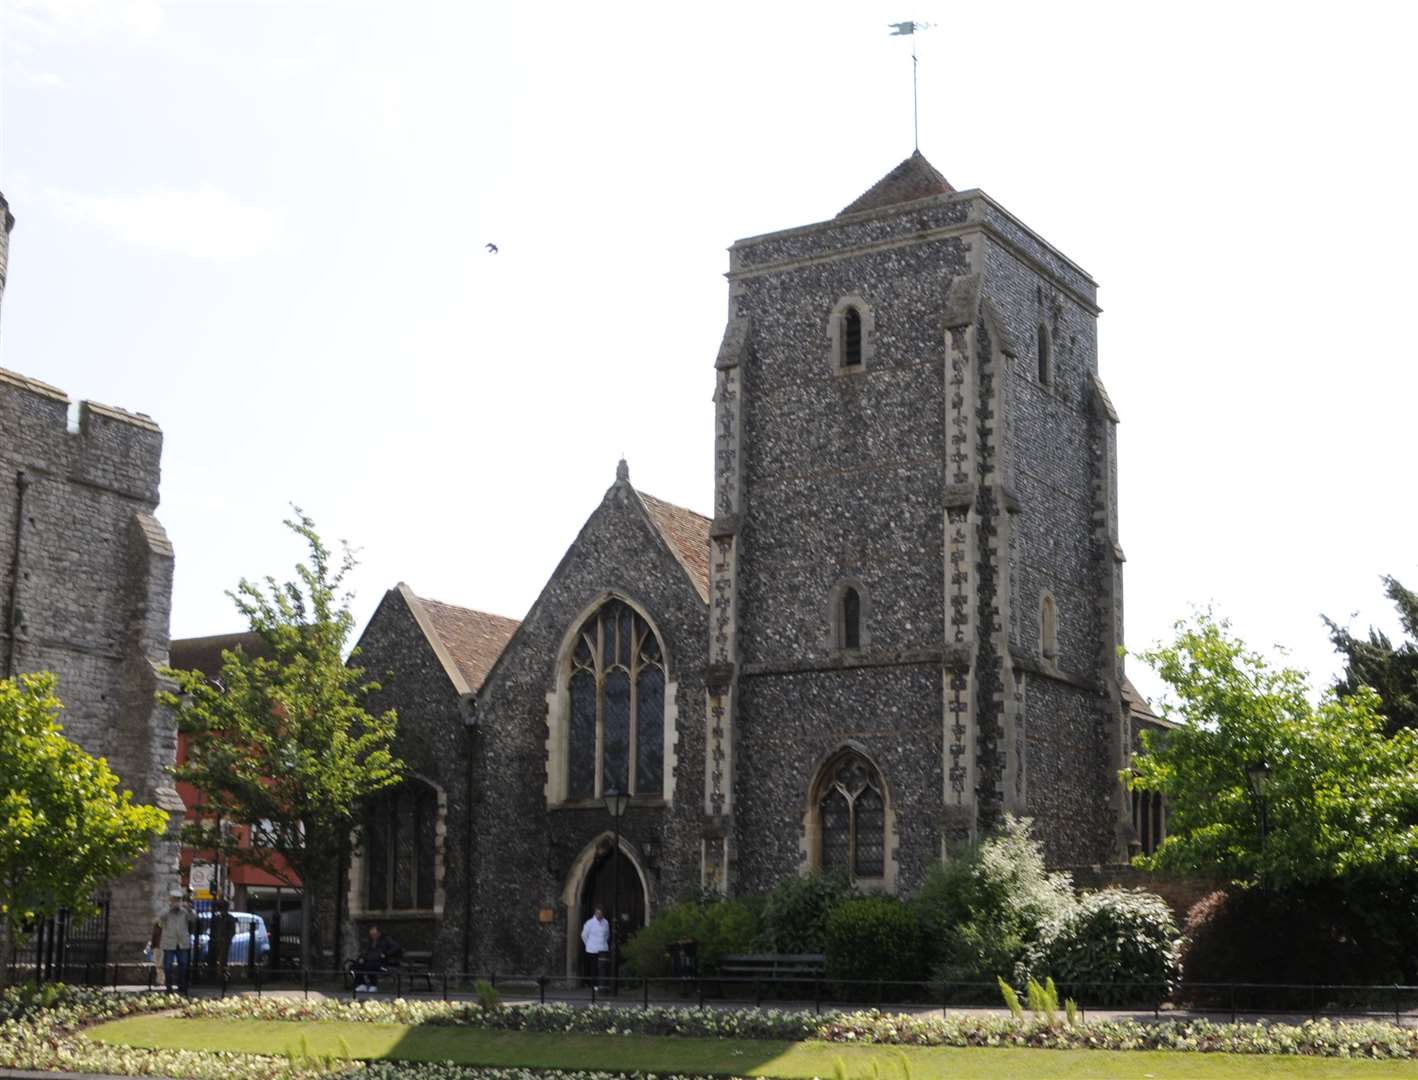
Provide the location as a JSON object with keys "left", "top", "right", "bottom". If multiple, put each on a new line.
{"left": 562, "top": 832, "right": 651, "bottom": 978}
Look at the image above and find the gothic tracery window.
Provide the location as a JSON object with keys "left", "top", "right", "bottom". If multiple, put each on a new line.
{"left": 364, "top": 779, "right": 439, "bottom": 912}
{"left": 568, "top": 600, "right": 666, "bottom": 799}
{"left": 817, "top": 751, "right": 886, "bottom": 879}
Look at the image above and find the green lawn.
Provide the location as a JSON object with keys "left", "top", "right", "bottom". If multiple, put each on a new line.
{"left": 86, "top": 1016, "right": 1418, "bottom": 1079}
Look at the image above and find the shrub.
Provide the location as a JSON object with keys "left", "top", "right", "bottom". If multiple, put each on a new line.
{"left": 914, "top": 815, "right": 1075, "bottom": 989}
{"left": 824, "top": 895, "right": 925, "bottom": 986}
{"left": 1181, "top": 885, "right": 1406, "bottom": 999}
{"left": 621, "top": 899, "right": 757, "bottom": 979}
{"left": 1024, "top": 887, "right": 1181, "bottom": 1005}
{"left": 756, "top": 871, "right": 854, "bottom": 954}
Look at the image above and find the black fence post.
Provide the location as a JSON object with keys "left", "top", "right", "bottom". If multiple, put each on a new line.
{"left": 643, "top": 977, "right": 649, "bottom": 1010}
{"left": 590, "top": 981, "right": 598, "bottom": 1006}
{"left": 302, "top": 968, "right": 310, "bottom": 1000}
{"left": 1230, "top": 983, "right": 1236, "bottom": 1023}
{"left": 442, "top": 973, "right": 449, "bottom": 1002}
{"left": 815, "top": 978, "right": 822, "bottom": 1016}
{"left": 538, "top": 975, "right": 546, "bottom": 1005}
{"left": 697, "top": 976, "right": 704, "bottom": 1008}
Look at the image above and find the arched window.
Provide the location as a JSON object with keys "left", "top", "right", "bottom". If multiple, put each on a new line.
{"left": 568, "top": 600, "right": 666, "bottom": 799}
{"left": 816, "top": 751, "right": 886, "bottom": 879}
{"left": 1037, "top": 324, "right": 1052, "bottom": 385}
{"left": 1040, "top": 593, "right": 1058, "bottom": 662}
{"left": 841, "top": 587, "right": 861, "bottom": 650}
{"left": 829, "top": 295, "right": 874, "bottom": 372}
{"left": 1132, "top": 789, "right": 1166, "bottom": 856}
{"left": 843, "top": 307, "right": 863, "bottom": 367}
{"left": 364, "top": 779, "right": 439, "bottom": 912}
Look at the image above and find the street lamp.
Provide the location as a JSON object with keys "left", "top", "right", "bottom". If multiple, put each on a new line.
{"left": 1246, "top": 761, "right": 1270, "bottom": 889}
{"left": 602, "top": 789, "right": 630, "bottom": 995}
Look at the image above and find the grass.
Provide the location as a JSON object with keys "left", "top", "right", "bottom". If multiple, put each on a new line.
{"left": 86, "top": 1016, "right": 1418, "bottom": 1078}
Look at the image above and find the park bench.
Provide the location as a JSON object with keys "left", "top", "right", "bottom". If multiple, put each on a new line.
{"left": 395, "top": 949, "right": 434, "bottom": 991}
{"left": 720, "top": 953, "right": 825, "bottom": 994}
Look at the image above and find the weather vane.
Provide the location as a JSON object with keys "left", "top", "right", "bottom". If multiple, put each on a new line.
{"left": 889, "top": 20, "right": 932, "bottom": 152}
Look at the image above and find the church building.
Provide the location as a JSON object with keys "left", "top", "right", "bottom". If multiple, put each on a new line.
{"left": 349, "top": 154, "right": 1162, "bottom": 975}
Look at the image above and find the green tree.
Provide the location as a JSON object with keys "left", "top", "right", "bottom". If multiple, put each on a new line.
{"left": 163, "top": 510, "right": 401, "bottom": 970}
{"left": 0, "top": 672, "right": 167, "bottom": 978}
{"left": 1126, "top": 612, "right": 1418, "bottom": 891}
{"left": 1324, "top": 575, "right": 1418, "bottom": 736}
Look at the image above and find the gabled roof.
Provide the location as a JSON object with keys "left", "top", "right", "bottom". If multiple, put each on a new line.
{"left": 636, "top": 490, "right": 711, "bottom": 602}
{"left": 1123, "top": 677, "right": 1179, "bottom": 730}
{"left": 838, "top": 151, "right": 955, "bottom": 217}
{"left": 397, "top": 583, "right": 520, "bottom": 697}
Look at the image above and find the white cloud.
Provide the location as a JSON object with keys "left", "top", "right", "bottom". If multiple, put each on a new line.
{"left": 47, "top": 186, "right": 279, "bottom": 260}
{"left": 10, "top": 0, "right": 164, "bottom": 40}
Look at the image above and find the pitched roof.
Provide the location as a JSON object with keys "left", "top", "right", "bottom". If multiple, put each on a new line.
{"left": 1123, "top": 677, "right": 1178, "bottom": 730}
{"left": 636, "top": 490, "right": 711, "bottom": 602}
{"left": 398, "top": 584, "right": 520, "bottom": 696}
{"left": 169, "top": 631, "right": 269, "bottom": 678}
{"left": 838, "top": 151, "right": 955, "bottom": 217}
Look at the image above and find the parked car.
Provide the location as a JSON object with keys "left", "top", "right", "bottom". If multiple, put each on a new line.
{"left": 194, "top": 911, "right": 270, "bottom": 965}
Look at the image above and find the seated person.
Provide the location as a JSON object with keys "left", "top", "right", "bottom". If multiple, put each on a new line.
{"left": 351, "top": 925, "right": 402, "bottom": 992}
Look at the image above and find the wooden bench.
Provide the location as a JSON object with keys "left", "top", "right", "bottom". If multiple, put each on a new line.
{"left": 394, "top": 949, "right": 434, "bottom": 991}
{"left": 720, "top": 953, "right": 825, "bottom": 994}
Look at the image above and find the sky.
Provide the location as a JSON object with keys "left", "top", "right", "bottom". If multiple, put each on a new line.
{"left": 1, "top": 0, "right": 1414, "bottom": 709}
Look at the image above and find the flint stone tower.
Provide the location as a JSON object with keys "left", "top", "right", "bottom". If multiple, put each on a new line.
{"left": 0, "top": 197, "right": 182, "bottom": 958}
{"left": 703, "top": 153, "right": 1130, "bottom": 891}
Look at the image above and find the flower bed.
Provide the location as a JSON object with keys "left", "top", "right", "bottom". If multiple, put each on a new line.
{"left": 4, "top": 983, "right": 1418, "bottom": 1080}
{"left": 180, "top": 996, "right": 1418, "bottom": 1059}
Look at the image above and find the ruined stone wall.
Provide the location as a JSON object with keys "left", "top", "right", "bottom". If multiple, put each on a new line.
{"left": 469, "top": 480, "right": 707, "bottom": 974}
{"left": 0, "top": 366, "right": 180, "bottom": 957}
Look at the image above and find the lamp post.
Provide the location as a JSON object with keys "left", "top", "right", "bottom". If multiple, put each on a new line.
{"left": 602, "top": 789, "right": 629, "bottom": 995}
{"left": 1246, "top": 761, "right": 1270, "bottom": 889}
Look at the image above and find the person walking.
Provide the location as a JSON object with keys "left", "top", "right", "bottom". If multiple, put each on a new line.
{"left": 580, "top": 905, "right": 611, "bottom": 991}
{"left": 155, "top": 889, "right": 193, "bottom": 994}
{"left": 210, "top": 899, "right": 236, "bottom": 981}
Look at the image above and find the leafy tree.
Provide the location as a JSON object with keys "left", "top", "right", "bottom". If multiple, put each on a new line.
{"left": 0, "top": 672, "right": 167, "bottom": 977}
{"left": 163, "top": 510, "right": 401, "bottom": 970}
{"left": 1324, "top": 575, "right": 1418, "bottom": 736}
{"left": 1126, "top": 612, "right": 1418, "bottom": 891}
{"left": 755, "top": 871, "right": 854, "bottom": 954}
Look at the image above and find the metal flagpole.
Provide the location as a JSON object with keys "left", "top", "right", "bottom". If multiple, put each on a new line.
{"left": 890, "top": 20, "right": 931, "bottom": 152}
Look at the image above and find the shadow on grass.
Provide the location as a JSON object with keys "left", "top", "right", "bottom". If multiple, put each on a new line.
{"left": 87, "top": 1016, "right": 1418, "bottom": 1079}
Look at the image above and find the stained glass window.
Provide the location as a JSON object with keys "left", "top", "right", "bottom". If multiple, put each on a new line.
{"left": 364, "top": 780, "right": 440, "bottom": 911}
{"left": 816, "top": 751, "right": 887, "bottom": 880}
{"left": 565, "top": 600, "right": 667, "bottom": 799}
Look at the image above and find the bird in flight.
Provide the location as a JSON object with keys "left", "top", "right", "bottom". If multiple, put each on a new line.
{"left": 485, "top": 243, "right": 499, "bottom": 254}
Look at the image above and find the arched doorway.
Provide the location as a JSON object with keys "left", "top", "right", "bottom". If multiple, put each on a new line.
{"left": 579, "top": 847, "right": 645, "bottom": 980}
{"left": 569, "top": 841, "right": 647, "bottom": 981}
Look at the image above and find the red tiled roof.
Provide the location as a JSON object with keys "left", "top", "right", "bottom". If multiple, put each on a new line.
{"left": 403, "top": 587, "right": 520, "bottom": 694}
{"left": 637, "top": 491, "right": 711, "bottom": 602}
{"left": 838, "top": 151, "right": 955, "bottom": 217}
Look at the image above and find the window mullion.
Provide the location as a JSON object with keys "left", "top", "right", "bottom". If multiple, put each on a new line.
{"left": 593, "top": 615, "right": 604, "bottom": 799}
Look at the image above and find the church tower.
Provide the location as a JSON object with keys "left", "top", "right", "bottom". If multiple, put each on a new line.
{"left": 703, "top": 154, "right": 1129, "bottom": 893}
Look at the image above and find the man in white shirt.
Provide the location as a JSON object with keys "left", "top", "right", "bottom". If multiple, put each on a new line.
{"left": 154, "top": 889, "right": 193, "bottom": 994}
{"left": 580, "top": 905, "right": 610, "bottom": 990}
